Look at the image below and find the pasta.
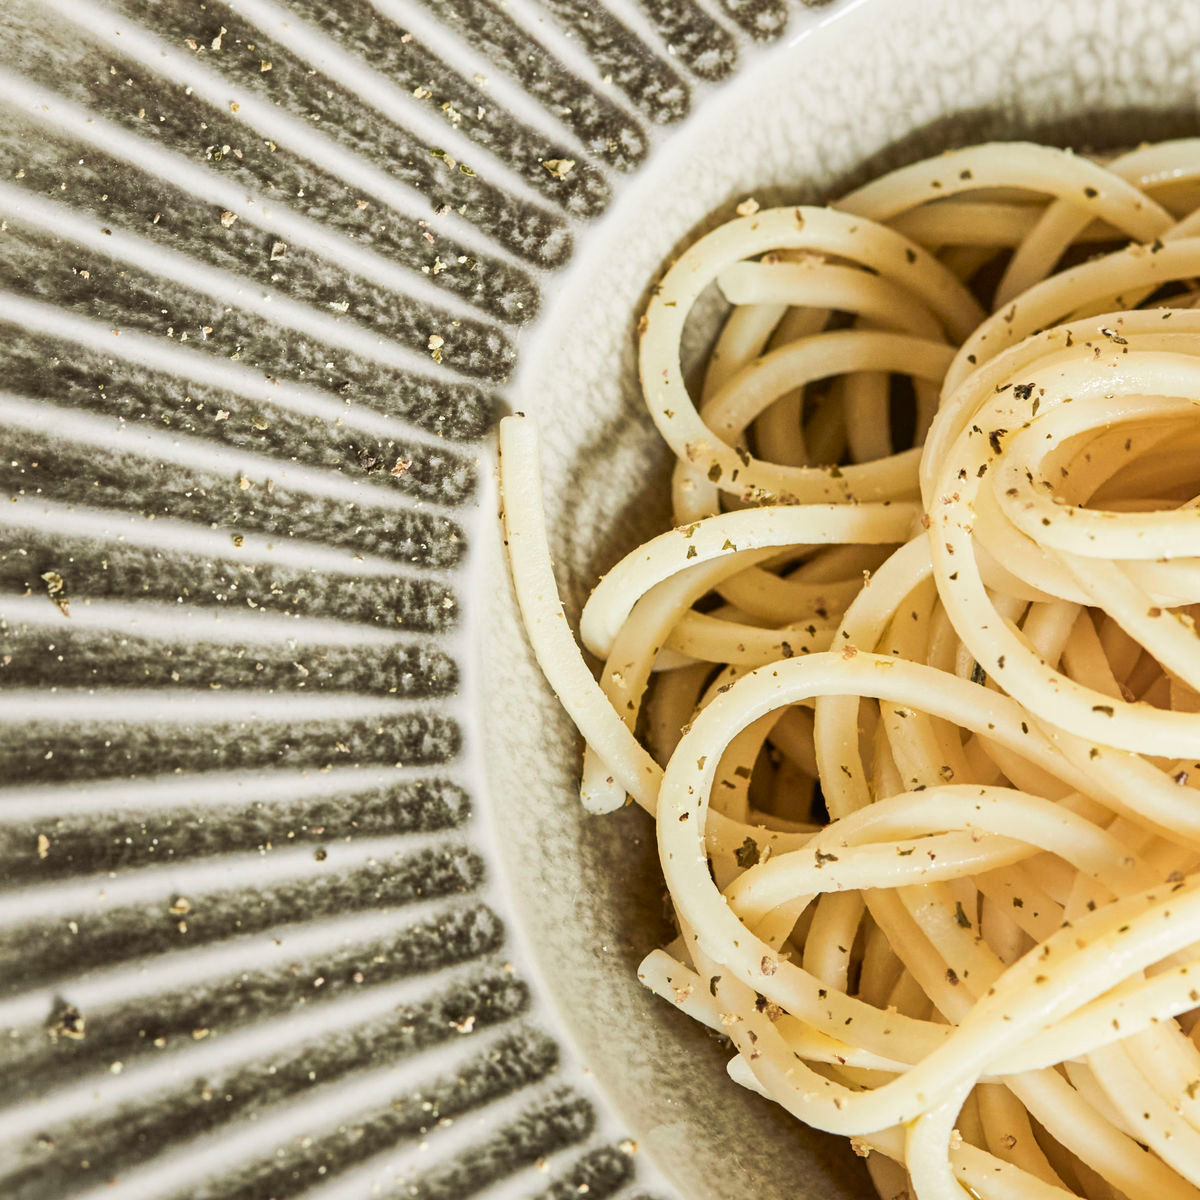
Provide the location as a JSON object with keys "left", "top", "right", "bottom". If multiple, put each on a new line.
{"left": 498, "top": 140, "right": 1200, "bottom": 1200}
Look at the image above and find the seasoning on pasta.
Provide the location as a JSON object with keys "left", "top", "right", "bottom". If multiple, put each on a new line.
{"left": 500, "top": 139, "right": 1200, "bottom": 1200}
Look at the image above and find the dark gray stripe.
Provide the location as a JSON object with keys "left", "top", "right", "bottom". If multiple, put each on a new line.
{"left": 0, "top": 28, "right": 549, "bottom": 306}
{"left": 0, "top": 533, "right": 459, "bottom": 632}
{"left": 100, "top": 0, "right": 574, "bottom": 265}
{"left": 0, "top": 778, "right": 471, "bottom": 883}
{"left": 415, "top": 0, "right": 651, "bottom": 171}
{"left": 4, "top": 978, "right": 534, "bottom": 1200}
{"left": 1, "top": 324, "right": 483, "bottom": 491}
{"left": 529, "top": 1144, "right": 637, "bottom": 1199}
{"left": 0, "top": 903, "right": 502, "bottom": 1100}
{"left": 629, "top": 0, "right": 739, "bottom": 82}
{"left": 0, "top": 6, "right": 572, "bottom": 270}
{"left": 0, "top": 111, "right": 538, "bottom": 328}
{"left": 387, "top": 1089, "right": 595, "bottom": 1200}
{"left": 718, "top": 0, "right": 791, "bottom": 38}
{"left": 0, "top": 217, "right": 515, "bottom": 386}
{"left": 531, "top": 1, "right": 690, "bottom": 124}
{"left": 262, "top": 0, "right": 613, "bottom": 218}
{"left": 1, "top": 429, "right": 467, "bottom": 566}
{"left": 1, "top": 708, "right": 461, "bottom": 783}
{"left": 171, "top": 1029, "right": 562, "bottom": 1200}
{"left": 0, "top": 842, "right": 482, "bottom": 992}
{"left": 0, "top": 622, "right": 459, "bottom": 697}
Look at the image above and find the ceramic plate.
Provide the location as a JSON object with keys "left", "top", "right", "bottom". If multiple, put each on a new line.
{"left": 3, "top": 1, "right": 1199, "bottom": 1197}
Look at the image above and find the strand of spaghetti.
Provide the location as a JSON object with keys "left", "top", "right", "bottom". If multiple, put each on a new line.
{"left": 995, "top": 139, "right": 1200, "bottom": 306}
{"left": 891, "top": 201, "right": 1053, "bottom": 247}
{"left": 579, "top": 546, "right": 781, "bottom": 809}
{"left": 498, "top": 414, "right": 661, "bottom": 814}
{"left": 664, "top": 611, "right": 836, "bottom": 665}
{"left": 947, "top": 240, "right": 1200, "bottom": 391}
{"left": 929, "top": 353, "right": 1200, "bottom": 756}
{"left": 640, "top": 207, "right": 981, "bottom": 504}
{"left": 580, "top": 501, "right": 918, "bottom": 658}
{"left": 921, "top": 310, "right": 1200, "bottom": 503}
{"left": 717, "top": 261, "right": 947, "bottom": 337}
{"left": 838, "top": 142, "right": 1172, "bottom": 240}
{"left": 667, "top": 327, "right": 953, "bottom": 526}
{"left": 658, "top": 655, "right": 1200, "bottom": 1132}
{"left": 725, "top": 786, "right": 1152, "bottom": 924}
{"left": 907, "top": 1083, "right": 978, "bottom": 1200}
{"left": 997, "top": 393, "right": 1200, "bottom": 558}
{"left": 701, "top": 300, "right": 787, "bottom": 402}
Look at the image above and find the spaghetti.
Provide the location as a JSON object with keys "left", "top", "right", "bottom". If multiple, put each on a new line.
{"left": 499, "top": 140, "right": 1200, "bottom": 1200}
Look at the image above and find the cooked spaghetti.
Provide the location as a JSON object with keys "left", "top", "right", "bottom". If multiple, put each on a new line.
{"left": 499, "top": 140, "right": 1200, "bottom": 1200}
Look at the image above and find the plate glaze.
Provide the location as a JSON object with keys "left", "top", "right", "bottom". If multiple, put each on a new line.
{"left": 2, "top": 1, "right": 1199, "bottom": 1198}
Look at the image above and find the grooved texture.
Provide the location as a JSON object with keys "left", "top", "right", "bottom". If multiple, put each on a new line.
{"left": 0, "top": 0, "right": 823, "bottom": 1195}
{"left": 280, "top": 0, "right": 614, "bottom": 217}
{"left": 2, "top": 428, "right": 467, "bottom": 565}
{"left": 0, "top": 777, "right": 471, "bottom": 880}
{"left": 533, "top": 1, "right": 690, "bottom": 124}
{"left": 6, "top": 979, "right": 534, "bottom": 1200}
{"left": 0, "top": 532, "right": 459, "bottom": 630}
{"left": 0, "top": 621, "right": 460, "bottom": 695}
{"left": 0, "top": 903, "right": 500, "bottom": 1099}
{"left": 3, "top": 318, "right": 492, "bottom": 462}
{"left": 0, "top": 218, "right": 515, "bottom": 386}
{"left": 415, "top": 0, "right": 652, "bottom": 169}
{"left": 0, "top": 844, "right": 482, "bottom": 991}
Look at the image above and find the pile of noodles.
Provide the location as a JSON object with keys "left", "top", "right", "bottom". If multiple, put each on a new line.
{"left": 500, "top": 141, "right": 1200, "bottom": 1200}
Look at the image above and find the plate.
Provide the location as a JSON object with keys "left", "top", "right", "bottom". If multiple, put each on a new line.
{"left": 1, "top": 1, "right": 1197, "bottom": 1198}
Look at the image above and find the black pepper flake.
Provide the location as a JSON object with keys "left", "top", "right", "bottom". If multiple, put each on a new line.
{"left": 988, "top": 429, "right": 1007, "bottom": 455}
{"left": 970, "top": 662, "right": 987, "bottom": 687}
{"left": 946, "top": 968, "right": 960, "bottom": 986}
{"left": 1092, "top": 705, "right": 1115, "bottom": 716}
{"left": 709, "top": 975, "right": 721, "bottom": 996}
{"left": 814, "top": 849, "right": 839, "bottom": 866}
{"left": 47, "top": 1003, "right": 86, "bottom": 1041}
{"left": 1083, "top": 186, "right": 1099, "bottom": 198}
{"left": 1013, "top": 382, "right": 1035, "bottom": 401}
{"left": 905, "top": 248, "right": 917, "bottom": 264}
{"left": 735, "top": 837, "right": 760, "bottom": 869}
{"left": 954, "top": 901, "right": 971, "bottom": 928}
